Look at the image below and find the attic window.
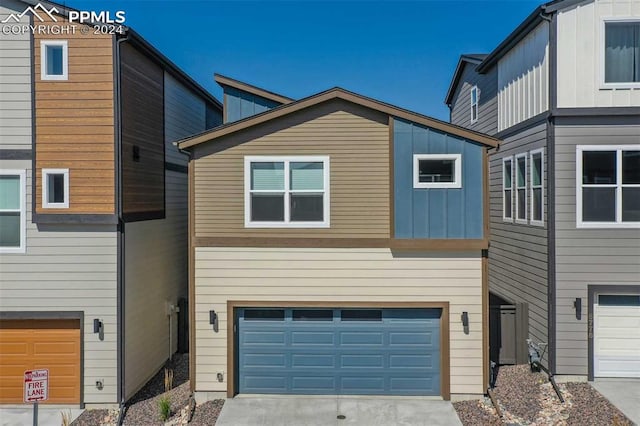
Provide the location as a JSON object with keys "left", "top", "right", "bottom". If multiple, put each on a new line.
{"left": 413, "top": 154, "right": 462, "bottom": 189}
{"left": 470, "top": 86, "right": 479, "bottom": 123}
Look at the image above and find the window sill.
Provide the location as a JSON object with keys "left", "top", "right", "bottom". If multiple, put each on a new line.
{"left": 599, "top": 83, "right": 640, "bottom": 90}
{"left": 515, "top": 219, "right": 529, "bottom": 225}
{"left": 41, "top": 75, "right": 68, "bottom": 81}
{"left": 245, "top": 221, "right": 330, "bottom": 229}
{"left": 0, "top": 247, "right": 26, "bottom": 254}
{"left": 530, "top": 220, "right": 545, "bottom": 227}
{"left": 577, "top": 222, "right": 640, "bottom": 229}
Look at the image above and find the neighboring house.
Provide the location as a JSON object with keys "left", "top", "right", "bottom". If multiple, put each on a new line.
{"left": 446, "top": 0, "right": 640, "bottom": 380}
{"left": 177, "top": 75, "right": 500, "bottom": 400}
{"left": 0, "top": 0, "right": 221, "bottom": 407}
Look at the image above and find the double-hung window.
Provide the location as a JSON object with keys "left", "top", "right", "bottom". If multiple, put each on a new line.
{"left": 515, "top": 154, "right": 527, "bottom": 222}
{"left": 530, "top": 149, "right": 544, "bottom": 225}
{"left": 603, "top": 21, "right": 640, "bottom": 86}
{"left": 503, "top": 157, "right": 513, "bottom": 221}
{"left": 577, "top": 145, "right": 640, "bottom": 228}
{"left": 41, "top": 40, "right": 68, "bottom": 81}
{"left": 470, "top": 86, "right": 479, "bottom": 123}
{"left": 245, "top": 156, "right": 330, "bottom": 228}
{"left": 0, "top": 170, "right": 26, "bottom": 253}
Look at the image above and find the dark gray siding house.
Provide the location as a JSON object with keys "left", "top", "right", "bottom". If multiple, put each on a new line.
{"left": 446, "top": 0, "right": 640, "bottom": 382}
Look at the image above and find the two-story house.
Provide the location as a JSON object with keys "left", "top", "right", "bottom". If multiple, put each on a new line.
{"left": 446, "top": 0, "right": 640, "bottom": 381}
{"left": 0, "top": 0, "right": 222, "bottom": 407}
{"left": 178, "top": 75, "right": 500, "bottom": 401}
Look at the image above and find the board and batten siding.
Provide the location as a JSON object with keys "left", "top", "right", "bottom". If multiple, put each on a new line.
{"left": 194, "top": 248, "right": 484, "bottom": 396}
{"left": 0, "top": 159, "right": 118, "bottom": 404}
{"left": 449, "top": 63, "right": 499, "bottom": 136}
{"left": 497, "top": 22, "right": 549, "bottom": 132}
{"left": 33, "top": 15, "right": 115, "bottom": 214}
{"left": 164, "top": 72, "right": 206, "bottom": 166}
{"left": 554, "top": 124, "right": 640, "bottom": 375}
{"left": 224, "top": 86, "right": 281, "bottom": 123}
{"left": 192, "top": 100, "right": 390, "bottom": 239}
{"left": 556, "top": 0, "right": 640, "bottom": 108}
{"left": 0, "top": 0, "right": 31, "bottom": 150}
{"left": 488, "top": 123, "right": 549, "bottom": 355}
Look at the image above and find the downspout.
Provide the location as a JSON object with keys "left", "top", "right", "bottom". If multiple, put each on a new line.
{"left": 114, "top": 32, "right": 129, "bottom": 426}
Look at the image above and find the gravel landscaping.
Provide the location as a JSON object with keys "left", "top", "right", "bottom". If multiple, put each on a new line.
{"left": 188, "top": 400, "right": 226, "bottom": 425}
{"left": 454, "top": 364, "right": 634, "bottom": 426}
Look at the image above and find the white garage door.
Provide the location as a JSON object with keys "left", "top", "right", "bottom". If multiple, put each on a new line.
{"left": 594, "top": 294, "right": 640, "bottom": 378}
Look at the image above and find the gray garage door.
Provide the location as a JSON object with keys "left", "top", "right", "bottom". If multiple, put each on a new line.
{"left": 237, "top": 308, "right": 441, "bottom": 395}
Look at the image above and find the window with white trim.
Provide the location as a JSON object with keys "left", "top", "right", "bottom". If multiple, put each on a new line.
{"left": 530, "top": 149, "right": 544, "bottom": 225}
{"left": 603, "top": 21, "right": 640, "bottom": 85}
{"left": 0, "top": 170, "right": 26, "bottom": 253}
{"left": 413, "top": 154, "right": 462, "bottom": 189}
{"left": 42, "top": 169, "right": 69, "bottom": 209}
{"left": 503, "top": 157, "right": 513, "bottom": 221}
{"left": 470, "top": 86, "right": 479, "bottom": 123}
{"left": 41, "top": 40, "right": 68, "bottom": 80}
{"left": 577, "top": 145, "right": 640, "bottom": 228}
{"left": 515, "top": 153, "right": 527, "bottom": 222}
{"left": 244, "top": 156, "right": 329, "bottom": 228}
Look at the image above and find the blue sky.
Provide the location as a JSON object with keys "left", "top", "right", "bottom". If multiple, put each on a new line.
{"left": 68, "top": 0, "right": 541, "bottom": 120}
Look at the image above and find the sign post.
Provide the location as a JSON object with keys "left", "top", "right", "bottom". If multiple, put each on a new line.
{"left": 24, "top": 369, "right": 48, "bottom": 426}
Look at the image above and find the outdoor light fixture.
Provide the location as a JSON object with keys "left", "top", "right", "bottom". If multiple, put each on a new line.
{"left": 93, "top": 319, "right": 104, "bottom": 341}
{"left": 209, "top": 310, "right": 218, "bottom": 332}
{"left": 574, "top": 298, "right": 582, "bottom": 320}
{"left": 461, "top": 311, "right": 469, "bottom": 335}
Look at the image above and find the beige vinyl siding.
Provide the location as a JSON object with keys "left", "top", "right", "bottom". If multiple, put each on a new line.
{"left": 450, "top": 63, "right": 498, "bottom": 136}
{"left": 192, "top": 100, "right": 390, "bottom": 239}
{"left": 194, "top": 247, "right": 484, "bottom": 396}
{"left": 554, "top": 124, "right": 640, "bottom": 375}
{"left": 488, "top": 123, "right": 549, "bottom": 356}
{"left": 0, "top": 159, "right": 118, "bottom": 404}
{"left": 164, "top": 72, "right": 206, "bottom": 166}
{"left": 0, "top": 0, "right": 32, "bottom": 150}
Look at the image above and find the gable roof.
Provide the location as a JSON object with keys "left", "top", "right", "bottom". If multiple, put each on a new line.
{"left": 215, "top": 74, "right": 294, "bottom": 105}
{"left": 178, "top": 87, "right": 499, "bottom": 150}
{"left": 444, "top": 54, "right": 487, "bottom": 105}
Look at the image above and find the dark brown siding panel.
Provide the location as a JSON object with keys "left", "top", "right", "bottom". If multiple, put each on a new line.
{"left": 120, "top": 43, "right": 164, "bottom": 217}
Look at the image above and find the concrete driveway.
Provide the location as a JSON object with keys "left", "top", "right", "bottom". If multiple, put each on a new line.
{"left": 590, "top": 378, "right": 640, "bottom": 425}
{"left": 215, "top": 396, "right": 463, "bottom": 426}
{"left": 0, "top": 406, "right": 84, "bottom": 426}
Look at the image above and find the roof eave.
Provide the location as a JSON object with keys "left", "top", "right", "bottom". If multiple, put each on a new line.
{"left": 444, "top": 56, "right": 484, "bottom": 105}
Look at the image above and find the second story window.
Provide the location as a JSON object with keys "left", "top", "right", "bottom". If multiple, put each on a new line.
{"left": 470, "top": 86, "right": 479, "bottom": 123}
{"left": 41, "top": 40, "right": 68, "bottom": 81}
{"left": 503, "top": 157, "right": 513, "bottom": 221}
{"left": 530, "top": 149, "right": 544, "bottom": 226}
{"left": 244, "top": 156, "right": 330, "bottom": 228}
{"left": 413, "top": 154, "right": 462, "bottom": 189}
{"left": 604, "top": 21, "right": 640, "bottom": 85}
{"left": 42, "top": 169, "right": 69, "bottom": 209}
{"left": 515, "top": 154, "right": 527, "bottom": 222}
{"left": 0, "top": 170, "right": 26, "bottom": 253}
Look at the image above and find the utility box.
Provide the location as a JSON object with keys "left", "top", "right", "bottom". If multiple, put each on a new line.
{"left": 177, "top": 297, "right": 189, "bottom": 353}
{"left": 490, "top": 297, "right": 529, "bottom": 365}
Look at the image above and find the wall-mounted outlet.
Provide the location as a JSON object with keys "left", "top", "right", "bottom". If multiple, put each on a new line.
{"left": 96, "top": 380, "right": 104, "bottom": 390}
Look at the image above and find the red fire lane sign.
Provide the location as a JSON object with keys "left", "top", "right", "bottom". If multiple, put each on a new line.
{"left": 24, "top": 369, "right": 48, "bottom": 403}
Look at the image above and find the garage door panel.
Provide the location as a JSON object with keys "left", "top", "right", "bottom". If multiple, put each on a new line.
{"left": 242, "top": 331, "right": 285, "bottom": 345}
{"left": 238, "top": 308, "right": 442, "bottom": 396}
{"left": 0, "top": 319, "right": 81, "bottom": 404}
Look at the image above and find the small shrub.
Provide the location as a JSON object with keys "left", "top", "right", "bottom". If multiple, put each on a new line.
{"left": 164, "top": 368, "right": 174, "bottom": 392}
{"left": 158, "top": 395, "right": 171, "bottom": 421}
{"left": 60, "top": 410, "right": 72, "bottom": 426}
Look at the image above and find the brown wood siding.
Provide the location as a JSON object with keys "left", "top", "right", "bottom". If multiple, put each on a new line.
{"left": 192, "top": 100, "right": 390, "bottom": 239}
{"left": 34, "top": 17, "right": 115, "bottom": 214}
{"left": 120, "top": 43, "right": 164, "bottom": 217}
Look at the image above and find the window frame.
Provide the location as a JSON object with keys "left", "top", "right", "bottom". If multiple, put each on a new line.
{"left": 244, "top": 155, "right": 330, "bottom": 228}
{"left": 413, "top": 154, "right": 462, "bottom": 189}
{"left": 600, "top": 18, "right": 640, "bottom": 89}
{"left": 42, "top": 168, "right": 70, "bottom": 209}
{"left": 470, "top": 86, "right": 479, "bottom": 123}
{"left": 40, "top": 40, "right": 68, "bottom": 81}
{"left": 576, "top": 145, "right": 640, "bottom": 228}
{"left": 0, "top": 169, "right": 26, "bottom": 254}
{"left": 515, "top": 153, "right": 528, "bottom": 224}
{"left": 529, "top": 148, "right": 544, "bottom": 226}
{"left": 502, "top": 156, "right": 513, "bottom": 222}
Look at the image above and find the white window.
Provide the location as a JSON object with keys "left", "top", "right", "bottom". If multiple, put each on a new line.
{"left": 503, "top": 157, "right": 513, "bottom": 221}
{"left": 42, "top": 168, "right": 69, "bottom": 209}
{"left": 602, "top": 20, "right": 640, "bottom": 87}
{"left": 41, "top": 40, "right": 68, "bottom": 80}
{"left": 530, "top": 149, "right": 544, "bottom": 226}
{"left": 0, "top": 170, "right": 26, "bottom": 253}
{"left": 577, "top": 145, "right": 640, "bottom": 228}
{"left": 470, "top": 86, "right": 479, "bottom": 123}
{"left": 413, "top": 154, "right": 462, "bottom": 189}
{"left": 515, "top": 153, "right": 527, "bottom": 222}
{"left": 244, "top": 156, "right": 330, "bottom": 228}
